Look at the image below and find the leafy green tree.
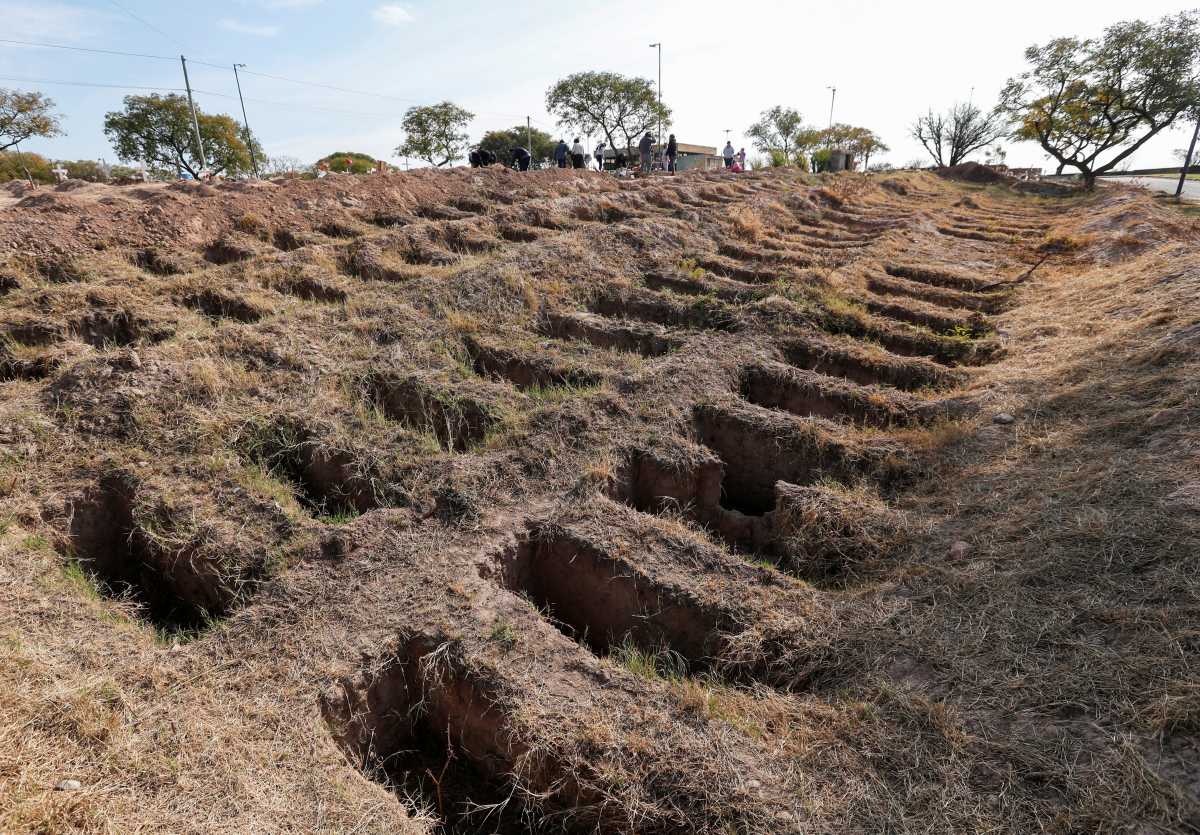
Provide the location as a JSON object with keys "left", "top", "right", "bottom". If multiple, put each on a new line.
{"left": 546, "top": 71, "right": 671, "bottom": 154}
{"left": 103, "top": 94, "right": 261, "bottom": 178}
{"left": 395, "top": 102, "right": 473, "bottom": 167}
{"left": 0, "top": 150, "right": 52, "bottom": 183}
{"left": 0, "top": 88, "right": 63, "bottom": 152}
{"left": 822, "top": 124, "right": 890, "bottom": 170}
{"left": 999, "top": 12, "right": 1200, "bottom": 188}
{"left": 478, "top": 125, "right": 556, "bottom": 166}
{"left": 315, "top": 151, "right": 377, "bottom": 174}
{"left": 747, "top": 106, "right": 806, "bottom": 163}
{"left": 59, "top": 160, "right": 104, "bottom": 181}
{"left": 912, "top": 103, "right": 1008, "bottom": 167}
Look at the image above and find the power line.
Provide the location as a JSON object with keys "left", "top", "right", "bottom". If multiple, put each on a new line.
{"left": 0, "top": 74, "right": 185, "bottom": 93}
{"left": 106, "top": 0, "right": 190, "bottom": 54}
{"left": 0, "top": 38, "right": 174, "bottom": 62}
{"left": 0, "top": 37, "right": 227, "bottom": 70}
{"left": 235, "top": 67, "right": 423, "bottom": 103}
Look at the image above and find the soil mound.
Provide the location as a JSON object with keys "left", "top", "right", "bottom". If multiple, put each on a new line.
{"left": 937, "top": 161, "right": 1011, "bottom": 183}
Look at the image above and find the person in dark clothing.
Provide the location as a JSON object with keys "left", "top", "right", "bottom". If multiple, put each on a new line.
{"left": 512, "top": 146, "right": 531, "bottom": 171}
{"left": 480, "top": 149, "right": 496, "bottom": 166}
{"left": 554, "top": 139, "right": 569, "bottom": 168}
{"left": 638, "top": 131, "right": 654, "bottom": 173}
{"left": 666, "top": 134, "right": 678, "bottom": 173}
{"left": 615, "top": 150, "right": 627, "bottom": 170}
{"left": 468, "top": 149, "right": 482, "bottom": 168}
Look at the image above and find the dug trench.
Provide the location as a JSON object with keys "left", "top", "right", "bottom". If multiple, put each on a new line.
{"left": 62, "top": 474, "right": 249, "bottom": 631}
{"left": 321, "top": 635, "right": 538, "bottom": 834}
{"left": 8, "top": 167, "right": 1197, "bottom": 833}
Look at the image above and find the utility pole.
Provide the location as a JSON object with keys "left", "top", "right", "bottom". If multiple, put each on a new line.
{"left": 826, "top": 85, "right": 837, "bottom": 131}
{"left": 232, "top": 63, "right": 258, "bottom": 178}
{"left": 1177, "top": 115, "right": 1200, "bottom": 199}
{"left": 650, "top": 42, "right": 662, "bottom": 164}
{"left": 526, "top": 116, "right": 532, "bottom": 158}
{"left": 179, "top": 55, "right": 207, "bottom": 175}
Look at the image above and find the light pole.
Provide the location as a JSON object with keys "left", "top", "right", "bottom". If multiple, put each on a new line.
{"left": 232, "top": 63, "right": 258, "bottom": 178}
{"left": 826, "top": 85, "right": 837, "bottom": 131}
{"left": 649, "top": 42, "right": 662, "bottom": 159}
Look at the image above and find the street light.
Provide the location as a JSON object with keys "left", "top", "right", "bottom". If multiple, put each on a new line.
{"left": 826, "top": 85, "right": 837, "bottom": 131}
{"left": 649, "top": 42, "right": 662, "bottom": 161}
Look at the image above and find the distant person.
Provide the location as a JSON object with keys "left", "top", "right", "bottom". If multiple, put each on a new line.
{"left": 722, "top": 141, "right": 735, "bottom": 168}
{"left": 666, "top": 134, "right": 678, "bottom": 173}
{"left": 343, "top": 156, "right": 353, "bottom": 172}
{"left": 737, "top": 147, "right": 746, "bottom": 169}
{"left": 571, "top": 137, "right": 585, "bottom": 169}
{"left": 594, "top": 141, "right": 606, "bottom": 171}
{"left": 638, "top": 131, "right": 654, "bottom": 173}
{"left": 554, "top": 139, "right": 570, "bottom": 169}
{"left": 512, "top": 146, "right": 531, "bottom": 171}
{"left": 469, "top": 149, "right": 482, "bottom": 168}
{"left": 480, "top": 149, "right": 497, "bottom": 166}
{"left": 615, "top": 149, "right": 627, "bottom": 171}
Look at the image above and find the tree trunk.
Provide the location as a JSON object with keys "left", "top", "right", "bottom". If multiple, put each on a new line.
{"left": 1055, "top": 162, "right": 1065, "bottom": 175}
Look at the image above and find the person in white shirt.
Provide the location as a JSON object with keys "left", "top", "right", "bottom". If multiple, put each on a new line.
{"left": 594, "top": 141, "right": 606, "bottom": 171}
{"left": 571, "top": 138, "right": 585, "bottom": 169}
{"left": 722, "top": 142, "right": 735, "bottom": 168}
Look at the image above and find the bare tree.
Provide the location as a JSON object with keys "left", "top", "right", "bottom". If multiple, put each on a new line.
{"left": 911, "top": 103, "right": 1008, "bottom": 167}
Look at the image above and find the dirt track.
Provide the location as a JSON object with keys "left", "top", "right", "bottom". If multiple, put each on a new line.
{"left": 1, "top": 167, "right": 1198, "bottom": 833}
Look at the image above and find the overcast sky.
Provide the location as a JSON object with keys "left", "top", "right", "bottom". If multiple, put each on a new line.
{"left": 3, "top": 0, "right": 1196, "bottom": 171}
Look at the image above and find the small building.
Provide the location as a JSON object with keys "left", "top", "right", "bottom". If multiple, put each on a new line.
{"left": 600, "top": 141, "right": 722, "bottom": 172}
{"left": 671, "top": 142, "right": 723, "bottom": 172}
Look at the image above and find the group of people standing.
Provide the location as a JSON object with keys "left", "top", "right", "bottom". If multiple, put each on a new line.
{"left": 473, "top": 134, "right": 749, "bottom": 175}
{"left": 550, "top": 132, "right": 682, "bottom": 174}
{"left": 722, "top": 141, "right": 747, "bottom": 171}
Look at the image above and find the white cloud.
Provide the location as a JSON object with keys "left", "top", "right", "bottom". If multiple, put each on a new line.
{"left": 262, "top": 0, "right": 323, "bottom": 8}
{"left": 219, "top": 17, "right": 281, "bottom": 37}
{"left": 372, "top": 4, "right": 414, "bottom": 25}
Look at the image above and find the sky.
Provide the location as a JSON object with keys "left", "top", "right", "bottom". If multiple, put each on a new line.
{"left": 2, "top": 0, "right": 1196, "bottom": 171}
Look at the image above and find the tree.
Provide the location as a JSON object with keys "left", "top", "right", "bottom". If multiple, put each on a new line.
{"left": 477, "top": 125, "right": 556, "bottom": 167}
{"left": 0, "top": 150, "right": 52, "bottom": 183}
{"left": 315, "top": 151, "right": 377, "bottom": 174}
{"left": 747, "top": 106, "right": 806, "bottom": 163}
{"left": 821, "top": 124, "right": 890, "bottom": 170}
{"left": 395, "top": 102, "right": 473, "bottom": 167}
{"left": 546, "top": 71, "right": 671, "bottom": 154}
{"left": 0, "top": 89, "right": 62, "bottom": 153}
{"left": 912, "top": 103, "right": 1008, "bottom": 167}
{"left": 262, "top": 155, "right": 307, "bottom": 176}
{"left": 998, "top": 12, "right": 1200, "bottom": 188}
{"left": 104, "top": 94, "right": 261, "bottom": 178}
{"left": 852, "top": 130, "right": 889, "bottom": 170}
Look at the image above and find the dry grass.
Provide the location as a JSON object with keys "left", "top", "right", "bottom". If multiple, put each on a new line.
{"left": 0, "top": 166, "right": 1197, "bottom": 833}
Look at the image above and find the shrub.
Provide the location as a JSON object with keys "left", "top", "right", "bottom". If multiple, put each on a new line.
{"left": 0, "top": 150, "right": 52, "bottom": 183}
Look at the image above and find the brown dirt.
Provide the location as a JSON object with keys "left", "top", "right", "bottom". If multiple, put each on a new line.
{"left": 1, "top": 167, "right": 1198, "bottom": 833}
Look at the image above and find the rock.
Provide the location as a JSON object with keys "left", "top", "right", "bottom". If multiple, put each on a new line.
{"left": 55, "top": 779, "right": 81, "bottom": 791}
{"left": 949, "top": 541, "right": 970, "bottom": 561}
{"left": 992, "top": 412, "right": 1015, "bottom": 425}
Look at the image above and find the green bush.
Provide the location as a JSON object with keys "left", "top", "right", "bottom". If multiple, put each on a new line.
{"left": 315, "top": 151, "right": 378, "bottom": 174}
{"left": 0, "top": 151, "right": 52, "bottom": 183}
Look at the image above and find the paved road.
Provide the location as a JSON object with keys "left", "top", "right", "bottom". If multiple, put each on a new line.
{"left": 1099, "top": 175, "right": 1200, "bottom": 201}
